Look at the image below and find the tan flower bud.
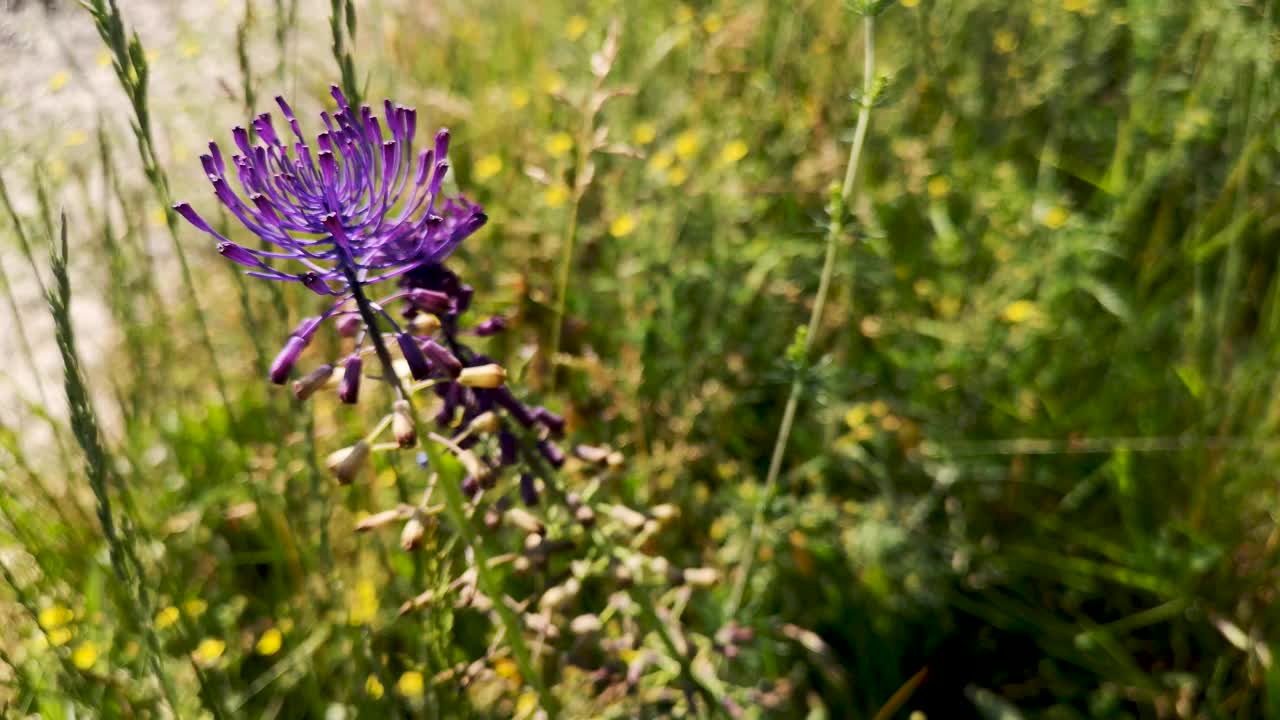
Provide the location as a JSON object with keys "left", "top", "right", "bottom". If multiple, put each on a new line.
{"left": 392, "top": 400, "right": 416, "bottom": 448}
{"left": 326, "top": 440, "right": 370, "bottom": 484}
{"left": 410, "top": 313, "right": 441, "bottom": 334}
{"left": 292, "top": 364, "right": 334, "bottom": 401}
{"left": 506, "top": 508, "right": 545, "bottom": 536}
{"left": 400, "top": 510, "right": 428, "bottom": 551}
{"left": 682, "top": 567, "right": 719, "bottom": 588}
{"left": 457, "top": 363, "right": 507, "bottom": 388}
{"left": 570, "top": 614, "right": 602, "bottom": 635}
{"left": 469, "top": 411, "right": 501, "bottom": 434}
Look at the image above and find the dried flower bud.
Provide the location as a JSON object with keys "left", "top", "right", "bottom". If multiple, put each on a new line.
{"left": 650, "top": 504, "right": 680, "bottom": 523}
{"left": 458, "top": 363, "right": 507, "bottom": 388}
{"left": 356, "top": 505, "right": 413, "bottom": 532}
{"left": 457, "top": 449, "right": 491, "bottom": 486}
{"left": 574, "top": 444, "right": 612, "bottom": 464}
{"left": 400, "top": 510, "right": 427, "bottom": 551}
{"left": 570, "top": 614, "right": 602, "bottom": 636}
{"left": 469, "top": 411, "right": 501, "bottom": 434}
{"left": 606, "top": 451, "right": 624, "bottom": 468}
{"left": 506, "top": 508, "right": 545, "bottom": 536}
{"left": 338, "top": 355, "right": 362, "bottom": 404}
{"left": 292, "top": 364, "right": 334, "bottom": 401}
{"left": 606, "top": 504, "right": 647, "bottom": 531}
{"left": 574, "top": 505, "right": 596, "bottom": 528}
{"left": 681, "top": 567, "right": 719, "bottom": 588}
{"left": 484, "top": 505, "right": 502, "bottom": 530}
{"left": 326, "top": 440, "right": 370, "bottom": 484}
{"left": 410, "top": 312, "right": 442, "bottom": 334}
{"left": 392, "top": 400, "right": 416, "bottom": 448}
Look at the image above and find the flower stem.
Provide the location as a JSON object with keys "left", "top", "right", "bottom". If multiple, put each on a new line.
{"left": 728, "top": 14, "right": 877, "bottom": 616}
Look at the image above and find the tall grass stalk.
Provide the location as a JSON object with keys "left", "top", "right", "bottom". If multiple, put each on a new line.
{"left": 728, "top": 12, "right": 879, "bottom": 614}
{"left": 83, "top": 0, "right": 239, "bottom": 429}
{"left": 45, "top": 215, "right": 179, "bottom": 713}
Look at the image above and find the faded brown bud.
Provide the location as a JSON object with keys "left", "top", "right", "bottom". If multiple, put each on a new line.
{"left": 606, "top": 504, "right": 647, "bottom": 531}
{"left": 682, "top": 567, "right": 719, "bottom": 588}
{"left": 574, "top": 444, "right": 612, "bottom": 464}
{"left": 570, "top": 614, "right": 602, "bottom": 636}
{"left": 292, "top": 364, "right": 334, "bottom": 401}
{"left": 410, "top": 312, "right": 442, "bottom": 334}
{"left": 392, "top": 400, "right": 417, "bottom": 448}
{"left": 326, "top": 440, "right": 370, "bottom": 484}
{"left": 506, "top": 508, "right": 545, "bottom": 536}
{"left": 458, "top": 363, "right": 507, "bottom": 388}
{"left": 469, "top": 411, "right": 501, "bottom": 434}
{"left": 400, "top": 510, "right": 427, "bottom": 551}
{"left": 574, "top": 505, "right": 596, "bottom": 527}
{"left": 650, "top": 504, "right": 680, "bottom": 523}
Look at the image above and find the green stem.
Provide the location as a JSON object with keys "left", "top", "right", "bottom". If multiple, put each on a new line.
{"left": 728, "top": 14, "right": 876, "bottom": 616}
{"left": 428, "top": 434, "right": 561, "bottom": 718}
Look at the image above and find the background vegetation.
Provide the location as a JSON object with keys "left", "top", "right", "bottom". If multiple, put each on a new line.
{"left": 1, "top": 0, "right": 1279, "bottom": 717}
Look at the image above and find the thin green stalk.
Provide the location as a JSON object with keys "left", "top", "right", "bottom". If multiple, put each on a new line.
{"left": 46, "top": 216, "right": 179, "bottom": 714}
{"left": 547, "top": 105, "right": 594, "bottom": 386}
{"left": 728, "top": 13, "right": 877, "bottom": 615}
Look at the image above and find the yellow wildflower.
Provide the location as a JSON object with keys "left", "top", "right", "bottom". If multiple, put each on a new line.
{"left": 397, "top": 670, "right": 425, "bottom": 697}
{"left": 901, "top": 0, "right": 919, "bottom": 6}
{"left": 647, "top": 149, "right": 674, "bottom": 173}
{"left": 255, "top": 628, "right": 283, "bottom": 656}
{"left": 1041, "top": 206, "right": 1070, "bottom": 229}
{"left": 180, "top": 40, "right": 201, "bottom": 59}
{"left": 720, "top": 139, "right": 749, "bottom": 165}
{"left": 474, "top": 154, "right": 503, "bottom": 181}
{"left": 565, "top": 15, "right": 589, "bottom": 41}
{"left": 38, "top": 606, "right": 74, "bottom": 630}
{"left": 540, "top": 72, "right": 564, "bottom": 95}
{"left": 702, "top": 13, "right": 723, "bottom": 34}
{"left": 95, "top": 50, "right": 112, "bottom": 67}
{"left": 65, "top": 130, "right": 88, "bottom": 148}
{"left": 349, "top": 578, "right": 378, "bottom": 625}
{"left": 493, "top": 657, "right": 521, "bottom": 685}
{"left": 674, "top": 131, "right": 700, "bottom": 159}
{"left": 1002, "top": 300, "right": 1040, "bottom": 324}
{"left": 510, "top": 87, "right": 530, "bottom": 110}
{"left": 927, "top": 177, "right": 951, "bottom": 198}
{"left": 675, "top": 5, "right": 695, "bottom": 23}
{"left": 543, "top": 185, "right": 569, "bottom": 208}
{"left": 609, "top": 213, "right": 637, "bottom": 238}
{"left": 183, "top": 598, "right": 208, "bottom": 618}
{"left": 48, "top": 627, "right": 73, "bottom": 647}
{"left": 667, "top": 167, "right": 688, "bottom": 186}
{"left": 72, "top": 641, "right": 98, "bottom": 670}
{"left": 994, "top": 29, "right": 1018, "bottom": 54}
{"left": 546, "top": 132, "right": 573, "bottom": 158}
{"left": 366, "top": 674, "right": 385, "bottom": 699}
{"left": 192, "top": 637, "right": 225, "bottom": 666}
{"left": 632, "top": 122, "right": 657, "bottom": 146}
{"left": 49, "top": 71, "right": 70, "bottom": 92}
{"left": 155, "top": 606, "right": 180, "bottom": 630}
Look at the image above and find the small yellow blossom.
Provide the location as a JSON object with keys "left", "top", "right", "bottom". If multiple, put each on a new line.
{"left": 515, "top": 691, "right": 540, "bottom": 717}
{"left": 927, "top": 177, "right": 951, "bottom": 199}
{"left": 39, "top": 606, "right": 74, "bottom": 630}
{"left": 667, "top": 167, "right": 688, "bottom": 186}
{"left": 193, "top": 637, "right": 225, "bottom": 666}
{"left": 845, "top": 403, "right": 871, "bottom": 430}
{"left": 155, "top": 606, "right": 180, "bottom": 630}
{"left": 702, "top": 13, "right": 723, "bottom": 34}
{"left": 49, "top": 71, "right": 70, "bottom": 92}
{"left": 366, "top": 674, "right": 385, "bottom": 699}
{"left": 901, "top": 0, "right": 919, "bottom": 6}
{"left": 397, "top": 670, "right": 425, "bottom": 697}
{"left": 183, "top": 598, "right": 208, "bottom": 618}
{"left": 95, "top": 50, "right": 112, "bottom": 67}
{"left": 65, "top": 130, "right": 88, "bottom": 148}
{"left": 48, "top": 627, "right": 73, "bottom": 647}
{"left": 510, "top": 87, "right": 530, "bottom": 109}
{"left": 632, "top": 122, "right": 657, "bottom": 146}
{"left": 1041, "top": 206, "right": 1070, "bottom": 229}
{"left": 1063, "top": 0, "right": 1088, "bottom": 12}
{"left": 474, "top": 154, "right": 503, "bottom": 181}
{"left": 72, "top": 641, "right": 98, "bottom": 670}
{"left": 565, "top": 15, "right": 589, "bottom": 41}
{"left": 349, "top": 578, "right": 378, "bottom": 625}
{"left": 675, "top": 5, "right": 695, "bottom": 23}
{"left": 674, "top": 131, "right": 700, "bottom": 159}
{"left": 255, "top": 628, "right": 283, "bottom": 656}
{"left": 180, "top": 40, "right": 201, "bottom": 58}
{"left": 149, "top": 207, "right": 168, "bottom": 228}
{"left": 647, "top": 149, "right": 674, "bottom": 173}
{"left": 1002, "top": 300, "right": 1040, "bottom": 324}
{"left": 994, "top": 29, "right": 1018, "bottom": 54}
{"left": 540, "top": 72, "right": 564, "bottom": 95}
{"left": 609, "top": 213, "right": 637, "bottom": 238}
{"left": 546, "top": 132, "right": 573, "bottom": 158}
{"left": 720, "top": 139, "right": 749, "bottom": 165}
{"left": 493, "top": 657, "right": 522, "bottom": 685}
{"left": 145, "top": 49, "right": 158, "bottom": 64}
{"left": 869, "top": 400, "right": 890, "bottom": 418}
{"left": 543, "top": 185, "right": 569, "bottom": 208}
